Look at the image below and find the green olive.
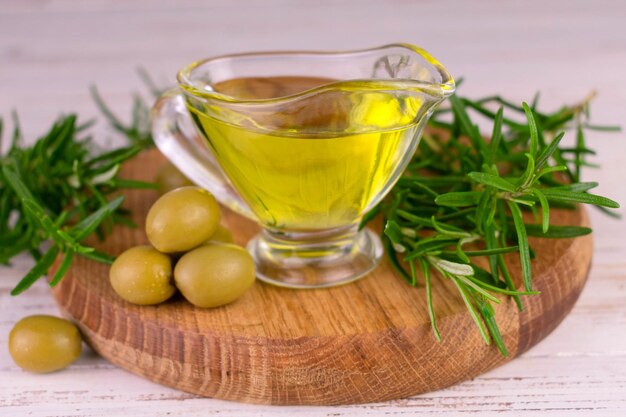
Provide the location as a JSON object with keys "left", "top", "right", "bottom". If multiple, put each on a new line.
{"left": 206, "top": 224, "right": 234, "bottom": 244}
{"left": 146, "top": 186, "right": 221, "bottom": 253}
{"left": 9, "top": 315, "right": 82, "bottom": 373}
{"left": 155, "top": 162, "right": 193, "bottom": 195}
{"left": 174, "top": 243, "right": 256, "bottom": 308}
{"left": 109, "top": 245, "right": 175, "bottom": 305}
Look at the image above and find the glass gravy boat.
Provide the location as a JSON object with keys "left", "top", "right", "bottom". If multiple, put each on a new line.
{"left": 151, "top": 44, "right": 455, "bottom": 289}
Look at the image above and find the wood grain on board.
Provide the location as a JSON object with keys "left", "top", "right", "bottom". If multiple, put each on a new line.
{"left": 48, "top": 149, "right": 592, "bottom": 405}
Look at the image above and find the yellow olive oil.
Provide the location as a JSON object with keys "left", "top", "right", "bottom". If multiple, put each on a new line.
{"left": 185, "top": 76, "right": 424, "bottom": 231}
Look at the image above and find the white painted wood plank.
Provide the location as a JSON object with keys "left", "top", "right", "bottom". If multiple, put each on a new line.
{"left": 1, "top": 0, "right": 625, "bottom": 415}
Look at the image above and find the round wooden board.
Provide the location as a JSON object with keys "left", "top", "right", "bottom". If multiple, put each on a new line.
{"left": 50, "top": 149, "right": 592, "bottom": 405}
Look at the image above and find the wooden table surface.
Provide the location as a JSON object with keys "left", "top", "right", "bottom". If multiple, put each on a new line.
{"left": 1, "top": 0, "right": 625, "bottom": 415}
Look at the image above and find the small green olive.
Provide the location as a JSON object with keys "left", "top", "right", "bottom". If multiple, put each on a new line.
{"left": 146, "top": 186, "right": 221, "bottom": 253}
{"left": 109, "top": 245, "right": 176, "bottom": 305}
{"left": 9, "top": 315, "right": 82, "bottom": 373}
{"left": 206, "top": 224, "right": 235, "bottom": 244}
{"left": 174, "top": 243, "right": 256, "bottom": 308}
{"left": 155, "top": 162, "right": 193, "bottom": 195}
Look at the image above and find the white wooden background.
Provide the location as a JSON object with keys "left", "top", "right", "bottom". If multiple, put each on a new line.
{"left": 1, "top": 0, "right": 625, "bottom": 415}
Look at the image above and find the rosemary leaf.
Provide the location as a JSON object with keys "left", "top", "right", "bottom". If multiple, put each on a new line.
{"left": 507, "top": 200, "right": 532, "bottom": 291}
{"left": 11, "top": 246, "right": 60, "bottom": 296}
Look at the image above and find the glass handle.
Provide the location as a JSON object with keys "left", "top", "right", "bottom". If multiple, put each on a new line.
{"left": 151, "top": 88, "right": 255, "bottom": 220}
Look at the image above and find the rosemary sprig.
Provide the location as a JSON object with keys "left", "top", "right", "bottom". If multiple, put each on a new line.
{"left": 0, "top": 115, "right": 155, "bottom": 295}
{"left": 0, "top": 72, "right": 161, "bottom": 294}
{"left": 371, "top": 90, "right": 620, "bottom": 356}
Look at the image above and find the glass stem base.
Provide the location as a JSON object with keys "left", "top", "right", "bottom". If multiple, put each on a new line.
{"left": 247, "top": 226, "right": 383, "bottom": 289}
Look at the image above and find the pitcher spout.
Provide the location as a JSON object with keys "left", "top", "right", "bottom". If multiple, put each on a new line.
{"left": 368, "top": 43, "right": 455, "bottom": 98}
